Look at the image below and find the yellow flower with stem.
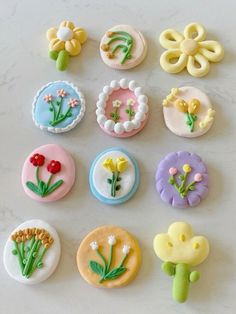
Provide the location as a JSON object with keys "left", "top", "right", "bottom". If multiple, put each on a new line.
{"left": 103, "top": 157, "right": 129, "bottom": 197}
{"left": 175, "top": 98, "right": 201, "bottom": 132}
{"left": 183, "top": 164, "right": 191, "bottom": 173}
{"left": 46, "top": 21, "right": 87, "bottom": 71}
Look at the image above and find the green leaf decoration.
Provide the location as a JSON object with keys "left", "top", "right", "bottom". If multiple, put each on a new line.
{"left": 12, "top": 249, "right": 17, "bottom": 255}
{"left": 37, "top": 262, "right": 43, "bottom": 269}
{"left": 110, "top": 113, "right": 115, "bottom": 118}
{"left": 56, "top": 49, "right": 69, "bottom": 71}
{"left": 168, "top": 178, "right": 174, "bottom": 185}
{"left": 178, "top": 174, "right": 184, "bottom": 180}
{"left": 89, "top": 261, "right": 104, "bottom": 276}
{"left": 162, "top": 261, "right": 176, "bottom": 276}
{"left": 26, "top": 181, "right": 41, "bottom": 196}
{"left": 116, "top": 185, "right": 121, "bottom": 191}
{"left": 49, "top": 50, "right": 58, "bottom": 60}
{"left": 107, "top": 178, "right": 112, "bottom": 184}
{"left": 39, "top": 180, "right": 47, "bottom": 195}
{"left": 49, "top": 107, "right": 53, "bottom": 112}
{"left": 117, "top": 177, "right": 122, "bottom": 181}
{"left": 45, "top": 180, "right": 64, "bottom": 196}
{"left": 125, "top": 109, "right": 129, "bottom": 113}
{"left": 67, "top": 112, "right": 72, "bottom": 117}
{"left": 104, "top": 266, "right": 127, "bottom": 280}
{"left": 189, "top": 186, "right": 195, "bottom": 191}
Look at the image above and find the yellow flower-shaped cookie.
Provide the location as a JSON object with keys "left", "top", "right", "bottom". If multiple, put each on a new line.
{"left": 46, "top": 21, "right": 87, "bottom": 71}
{"left": 159, "top": 23, "right": 224, "bottom": 77}
{"left": 153, "top": 222, "right": 209, "bottom": 266}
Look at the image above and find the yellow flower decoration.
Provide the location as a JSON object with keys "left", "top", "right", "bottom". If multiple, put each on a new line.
{"left": 153, "top": 222, "right": 209, "bottom": 266}
{"left": 103, "top": 158, "right": 116, "bottom": 172}
{"left": 116, "top": 157, "right": 128, "bottom": 172}
{"left": 183, "top": 164, "right": 191, "bottom": 173}
{"left": 46, "top": 20, "right": 87, "bottom": 71}
{"left": 159, "top": 23, "right": 224, "bottom": 77}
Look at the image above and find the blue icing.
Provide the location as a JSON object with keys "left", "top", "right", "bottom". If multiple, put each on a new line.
{"left": 34, "top": 82, "right": 82, "bottom": 129}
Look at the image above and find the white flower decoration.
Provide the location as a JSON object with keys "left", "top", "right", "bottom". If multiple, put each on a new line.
{"left": 127, "top": 98, "right": 135, "bottom": 106}
{"left": 112, "top": 99, "right": 122, "bottom": 108}
{"left": 122, "top": 244, "right": 130, "bottom": 255}
{"left": 108, "top": 235, "right": 116, "bottom": 246}
{"left": 90, "top": 241, "right": 98, "bottom": 251}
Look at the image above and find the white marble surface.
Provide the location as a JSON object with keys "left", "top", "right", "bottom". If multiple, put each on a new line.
{"left": 0, "top": 0, "right": 235, "bottom": 313}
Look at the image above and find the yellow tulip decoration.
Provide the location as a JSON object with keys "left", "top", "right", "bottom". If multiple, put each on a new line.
{"left": 103, "top": 157, "right": 128, "bottom": 197}
{"left": 174, "top": 98, "right": 200, "bottom": 132}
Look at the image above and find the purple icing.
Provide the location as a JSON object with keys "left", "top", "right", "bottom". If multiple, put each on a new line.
{"left": 155, "top": 151, "right": 208, "bottom": 208}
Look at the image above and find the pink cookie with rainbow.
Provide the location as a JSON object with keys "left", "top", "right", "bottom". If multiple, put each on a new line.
{"left": 21, "top": 144, "right": 75, "bottom": 202}
{"left": 96, "top": 79, "right": 149, "bottom": 138}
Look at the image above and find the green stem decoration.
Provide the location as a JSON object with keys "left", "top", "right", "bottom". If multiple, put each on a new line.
{"left": 105, "top": 31, "right": 133, "bottom": 64}
{"left": 107, "top": 171, "right": 121, "bottom": 197}
{"left": 162, "top": 262, "right": 200, "bottom": 303}
{"left": 49, "top": 49, "right": 69, "bottom": 71}
{"left": 12, "top": 241, "right": 24, "bottom": 274}
{"left": 126, "top": 104, "right": 135, "bottom": 121}
{"left": 49, "top": 100, "right": 73, "bottom": 127}
{"left": 168, "top": 170, "right": 198, "bottom": 198}
{"left": 110, "top": 107, "right": 120, "bottom": 123}
{"left": 186, "top": 112, "right": 197, "bottom": 132}
{"left": 107, "top": 245, "right": 113, "bottom": 272}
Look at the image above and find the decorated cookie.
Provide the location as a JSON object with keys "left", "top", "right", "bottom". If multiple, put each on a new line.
{"left": 96, "top": 79, "right": 149, "bottom": 138}
{"left": 77, "top": 225, "right": 141, "bottom": 288}
{"left": 100, "top": 25, "right": 147, "bottom": 70}
{"left": 156, "top": 151, "right": 208, "bottom": 208}
{"left": 22, "top": 144, "right": 75, "bottom": 202}
{"left": 3, "top": 219, "right": 61, "bottom": 284}
{"left": 162, "top": 86, "right": 215, "bottom": 138}
{"left": 32, "top": 81, "right": 85, "bottom": 133}
{"left": 46, "top": 20, "right": 87, "bottom": 71}
{"left": 159, "top": 22, "right": 224, "bottom": 77}
{"left": 153, "top": 222, "right": 210, "bottom": 302}
{"left": 89, "top": 148, "right": 140, "bottom": 205}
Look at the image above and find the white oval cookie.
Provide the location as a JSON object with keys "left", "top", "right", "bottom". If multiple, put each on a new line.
{"left": 162, "top": 86, "right": 215, "bottom": 138}
{"left": 100, "top": 25, "right": 147, "bottom": 70}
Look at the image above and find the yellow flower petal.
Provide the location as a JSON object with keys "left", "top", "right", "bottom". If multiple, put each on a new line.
{"left": 73, "top": 27, "right": 88, "bottom": 44}
{"left": 184, "top": 23, "right": 206, "bottom": 42}
{"left": 116, "top": 157, "right": 128, "bottom": 173}
{"left": 198, "top": 40, "right": 224, "bottom": 62}
{"left": 159, "top": 29, "right": 184, "bottom": 49}
{"left": 187, "top": 53, "right": 210, "bottom": 77}
{"left": 59, "top": 20, "right": 75, "bottom": 30}
{"left": 46, "top": 27, "right": 58, "bottom": 41}
{"left": 160, "top": 49, "right": 188, "bottom": 74}
{"left": 174, "top": 99, "right": 188, "bottom": 113}
{"left": 49, "top": 38, "right": 65, "bottom": 52}
{"left": 188, "top": 99, "right": 200, "bottom": 114}
{"left": 103, "top": 158, "right": 116, "bottom": 172}
{"left": 183, "top": 164, "right": 191, "bottom": 173}
{"left": 65, "top": 39, "right": 81, "bottom": 56}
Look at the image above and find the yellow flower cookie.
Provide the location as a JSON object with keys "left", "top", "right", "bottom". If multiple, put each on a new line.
{"left": 159, "top": 23, "right": 224, "bottom": 77}
{"left": 77, "top": 225, "right": 141, "bottom": 288}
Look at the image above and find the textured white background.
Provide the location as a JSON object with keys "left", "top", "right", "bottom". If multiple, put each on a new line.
{"left": 0, "top": 0, "right": 235, "bottom": 313}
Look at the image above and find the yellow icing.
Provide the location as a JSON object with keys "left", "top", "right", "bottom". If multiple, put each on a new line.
{"left": 159, "top": 23, "right": 224, "bottom": 77}
{"left": 153, "top": 222, "right": 210, "bottom": 266}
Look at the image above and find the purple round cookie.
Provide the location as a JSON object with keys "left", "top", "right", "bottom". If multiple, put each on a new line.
{"left": 155, "top": 151, "right": 208, "bottom": 208}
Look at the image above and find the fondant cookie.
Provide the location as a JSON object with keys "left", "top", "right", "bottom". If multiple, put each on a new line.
{"left": 153, "top": 222, "right": 210, "bottom": 302}
{"left": 77, "top": 225, "right": 141, "bottom": 288}
{"left": 96, "top": 79, "right": 149, "bottom": 138}
{"left": 22, "top": 144, "right": 75, "bottom": 202}
{"left": 162, "top": 86, "right": 215, "bottom": 138}
{"left": 3, "top": 219, "right": 61, "bottom": 284}
{"left": 155, "top": 151, "right": 208, "bottom": 208}
{"left": 100, "top": 24, "right": 147, "bottom": 70}
{"left": 32, "top": 81, "right": 85, "bottom": 133}
{"left": 46, "top": 20, "right": 87, "bottom": 71}
{"left": 89, "top": 148, "right": 140, "bottom": 205}
{"left": 159, "top": 22, "right": 224, "bottom": 77}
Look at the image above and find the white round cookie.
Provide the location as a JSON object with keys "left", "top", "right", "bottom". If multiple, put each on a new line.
{"left": 163, "top": 86, "right": 216, "bottom": 138}
{"left": 3, "top": 219, "right": 61, "bottom": 285}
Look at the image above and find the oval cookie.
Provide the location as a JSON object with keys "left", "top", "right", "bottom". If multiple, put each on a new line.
{"left": 32, "top": 81, "right": 85, "bottom": 133}
{"left": 155, "top": 151, "right": 209, "bottom": 208}
{"left": 96, "top": 78, "right": 149, "bottom": 138}
{"left": 100, "top": 24, "right": 147, "bottom": 70}
{"left": 3, "top": 219, "right": 61, "bottom": 284}
{"left": 162, "top": 86, "right": 215, "bottom": 138}
{"left": 77, "top": 225, "right": 141, "bottom": 288}
{"left": 89, "top": 147, "right": 140, "bottom": 205}
{"left": 22, "top": 144, "right": 75, "bottom": 202}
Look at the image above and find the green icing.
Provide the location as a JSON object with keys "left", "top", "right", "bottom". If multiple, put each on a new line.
{"left": 185, "top": 112, "right": 197, "bottom": 132}
{"left": 48, "top": 96, "right": 74, "bottom": 127}
{"left": 56, "top": 50, "right": 69, "bottom": 71}
{"left": 162, "top": 262, "right": 200, "bottom": 303}
{"left": 126, "top": 104, "right": 135, "bottom": 121}
{"left": 110, "top": 106, "right": 120, "bottom": 123}
{"left": 107, "top": 171, "right": 122, "bottom": 197}
{"left": 106, "top": 31, "right": 133, "bottom": 64}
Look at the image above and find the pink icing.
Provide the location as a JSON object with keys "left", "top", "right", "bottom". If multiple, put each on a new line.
{"left": 21, "top": 144, "right": 75, "bottom": 202}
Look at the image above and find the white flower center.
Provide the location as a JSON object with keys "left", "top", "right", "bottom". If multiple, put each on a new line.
{"left": 57, "top": 27, "right": 73, "bottom": 41}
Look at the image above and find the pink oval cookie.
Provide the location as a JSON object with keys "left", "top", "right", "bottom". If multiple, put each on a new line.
{"left": 21, "top": 144, "right": 75, "bottom": 202}
{"left": 100, "top": 24, "right": 147, "bottom": 70}
{"left": 96, "top": 78, "right": 149, "bottom": 138}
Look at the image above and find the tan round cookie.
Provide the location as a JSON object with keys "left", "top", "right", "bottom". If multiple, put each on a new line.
{"left": 77, "top": 225, "right": 141, "bottom": 288}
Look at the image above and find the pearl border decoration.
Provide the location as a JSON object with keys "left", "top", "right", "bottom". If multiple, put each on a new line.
{"left": 32, "top": 81, "right": 86, "bottom": 134}
{"left": 96, "top": 78, "right": 149, "bottom": 135}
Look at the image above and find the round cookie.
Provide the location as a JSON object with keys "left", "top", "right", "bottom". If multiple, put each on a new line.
{"left": 89, "top": 147, "right": 140, "bottom": 205}
{"left": 155, "top": 151, "right": 209, "bottom": 208}
{"left": 100, "top": 24, "right": 147, "bottom": 70}
{"left": 22, "top": 144, "right": 75, "bottom": 202}
{"left": 32, "top": 81, "right": 85, "bottom": 133}
{"left": 77, "top": 225, "right": 141, "bottom": 288}
{"left": 96, "top": 78, "right": 149, "bottom": 138}
{"left": 162, "top": 86, "right": 215, "bottom": 138}
{"left": 3, "top": 219, "right": 61, "bottom": 284}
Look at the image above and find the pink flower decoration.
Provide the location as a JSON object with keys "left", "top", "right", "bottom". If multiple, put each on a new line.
{"left": 43, "top": 94, "right": 53, "bottom": 102}
{"left": 57, "top": 89, "right": 67, "bottom": 98}
{"left": 68, "top": 98, "right": 79, "bottom": 108}
{"left": 169, "top": 167, "right": 177, "bottom": 176}
{"left": 194, "top": 173, "right": 203, "bottom": 182}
